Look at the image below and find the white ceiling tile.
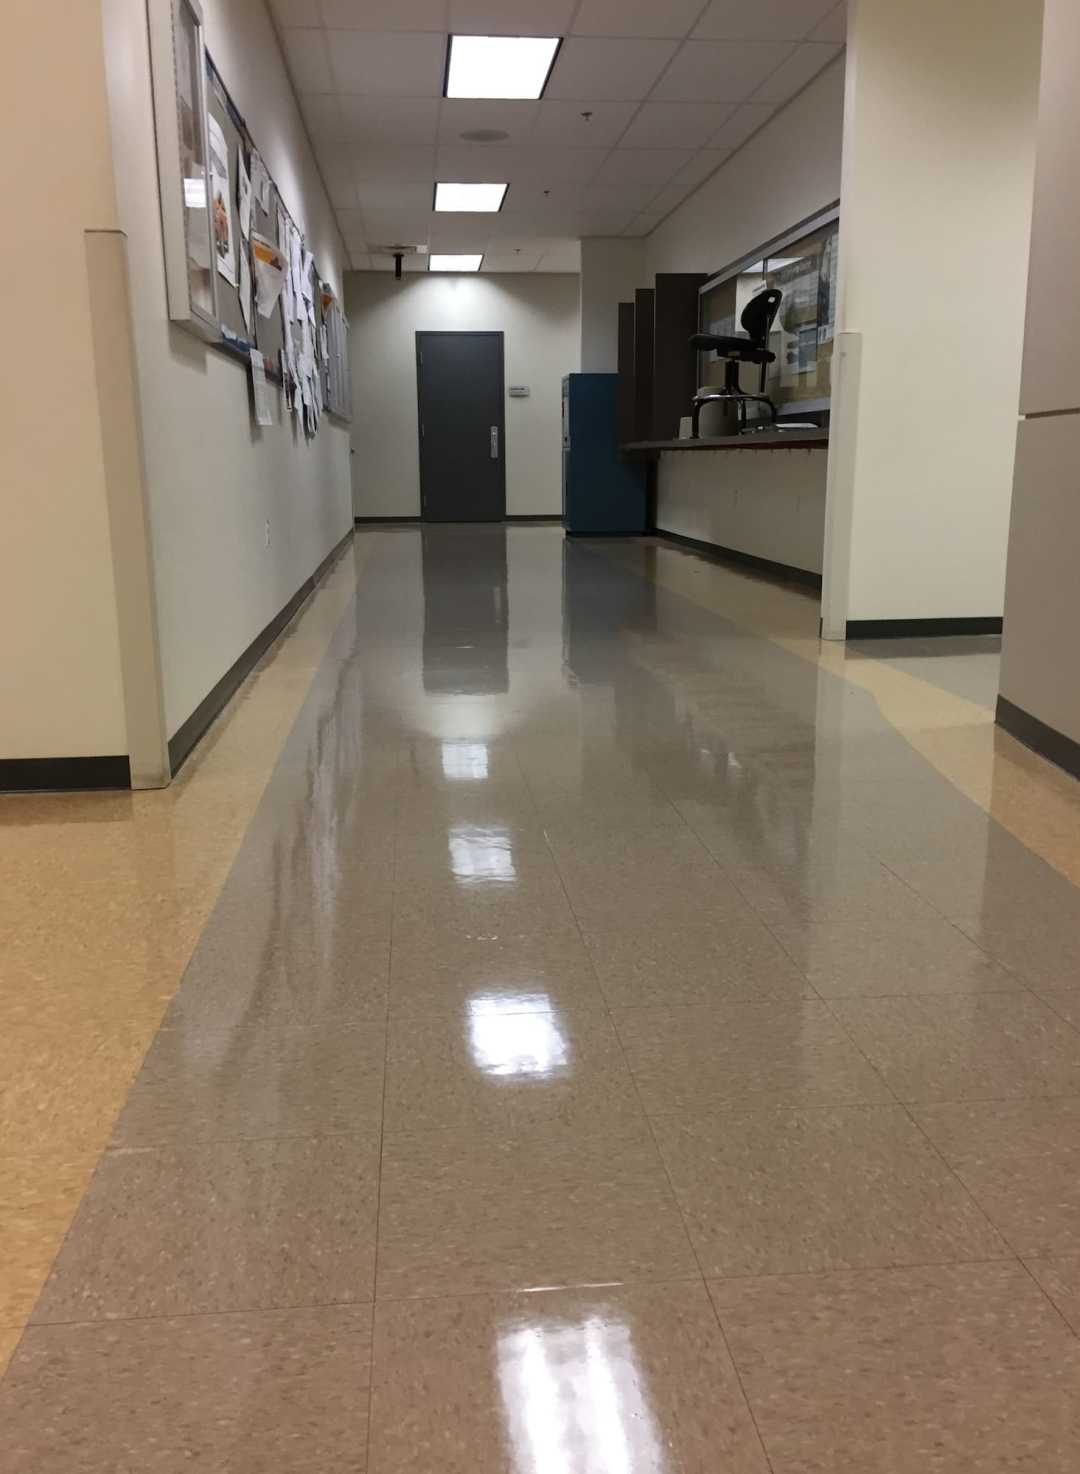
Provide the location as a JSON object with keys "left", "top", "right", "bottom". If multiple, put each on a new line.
{"left": 435, "top": 144, "right": 525, "bottom": 182}
{"left": 622, "top": 212, "right": 664, "bottom": 235}
{"left": 350, "top": 250, "right": 373, "bottom": 268}
{"left": 501, "top": 181, "right": 586, "bottom": 211}
{"left": 618, "top": 102, "right": 736, "bottom": 150}
{"left": 270, "top": 0, "right": 320, "bottom": 26}
{"left": 436, "top": 144, "right": 608, "bottom": 185}
{"left": 580, "top": 210, "right": 637, "bottom": 235}
{"left": 694, "top": 0, "right": 837, "bottom": 41}
{"left": 337, "top": 96, "right": 440, "bottom": 144}
{"left": 350, "top": 145, "right": 436, "bottom": 184}
{"left": 545, "top": 38, "right": 679, "bottom": 101}
{"left": 448, "top": 0, "right": 575, "bottom": 34}
{"left": 586, "top": 180, "right": 668, "bottom": 211}
{"left": 282, "top": 29, "right": 333, "bottom": 92}
{"left": 439, "top": 100, "right": 541, "bottom": 147}
{"left": 334, "top": 207, "right": 367, "bottom": 234}
{"left": 592, "top": 148, "right": 696, "bottom": 189}
{"left": 536, "top": 241, "right": 581, "bottom": 271}
{"left": 328, "top": 30, "right": 446, "bottom": 96}
{"left": 299, "top": 92, "right": 346, "bottom": 142}
{"left": 752, "top": 41, "right": 840, "bottom": 103}
{"left": 706, "top": 103, "right": 775, "bottom": 150}
{"left": 481, "top": 252, "right": 543, "bottom": 271}
{"left": 646, "top": 147, "right": 728, "bottom": 212}
{"left": 428, "top": 220, "right": 493, "bottom": 249}
{"left": 316, "top": 147, "right": 362, "bottom": 206}
{"left": 361, "top": 215, "right": 433, "bottom": 245}
{"left": 652, "top": 39, "right": 794, "bottom": 102}
{"left": 368, "top": 251, "right": 430, "bottom": 270}
{"left": 356, "top": 180, "right": 435, "bottom": 213}
{"left": 321, "top": 0, "right": 448, "bottom": 28}
{"left": 572, "top": 0, "right": 705, "bottom": 39}
{"left": 810, "top": 3, "right": 847, "bottom": 43}
{"left": 515, "top": 148, "right": 610, "bottom": 183}
{"left": 530, "top": 99, "right": 636, "bottom": 148}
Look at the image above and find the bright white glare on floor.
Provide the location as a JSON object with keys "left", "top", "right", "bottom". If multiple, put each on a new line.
{"left": 429, "top": 253, "right": 484, "bottom": 272}
{"left": 468, "top": 999, "right": 568, "bottom": 1078}
{"left": 434, "top": 182, "right": 508, "bottom": 213}
{"left": 449, "top": 826, "right": 516, "bottom": 881}
{"left": 441, "top": 741, "right": 490, "bottom": 780}
{"left": 445, "top": 35, "right": 560, "bottom": 100}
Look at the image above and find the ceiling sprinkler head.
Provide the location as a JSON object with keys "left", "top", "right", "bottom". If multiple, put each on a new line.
{"left": 580, "top": 110, "right": 593, "bottom": 122}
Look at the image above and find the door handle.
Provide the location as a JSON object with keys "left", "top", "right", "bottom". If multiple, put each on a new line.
{"left": 490, "top": 425, "right": 499, "bottom": 459}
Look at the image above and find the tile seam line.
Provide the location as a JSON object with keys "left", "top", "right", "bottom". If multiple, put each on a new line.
{"left": 517, "top": 742, "right": 779, "bottom": 1474}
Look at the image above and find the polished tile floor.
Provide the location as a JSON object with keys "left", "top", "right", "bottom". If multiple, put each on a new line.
{"left": 4, "top": 525, "right": 1080, "bottom": 1470}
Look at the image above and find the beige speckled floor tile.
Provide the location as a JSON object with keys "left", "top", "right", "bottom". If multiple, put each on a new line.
{"left": 376, "top": 1117, "right": 697, "bottom": 1300}
{"left": 615, "top": 999, "right": 892, "bottom": 1115}
{"left": 33, "top": 1134, "right": 378, "bottom": 1323}
{"left": 0, "top": 1306, "right": 371, "bottom": 1473}
{"left": 384, "top": 1008, "right": 634, "bottom": 1135}
{"left": 1023, "top": 1253, "right": 1080, "bottom": 1335}
{"left": 769, "top": 915, "right": 1019, "bottom": 997}
{"left": 111, "top": 1021, "right": 386, "bottom": 1148}
{"left": 710, "top": 1261, "right": 1080, "bottom": 1473}
{"left": 729, "top": 859, "right": 942, "bottom": 927}
{"left": 652, "top": 1103, "right": 1005, "bottom": 1277}
{"left": 913, "top": 1098, "right": 1080, "bottom": 1255}
{"left": 831, "top": 994, "right": 1080, "bottom": 1102}
{"left": 581, "top": 915, "right": 812, "bottom": 1009}
{"left": 370, "top": 1281, "right": 769, "bottom": 1474}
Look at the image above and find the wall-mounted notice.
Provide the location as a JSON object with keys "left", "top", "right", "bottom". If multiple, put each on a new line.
{"left": 207, "top": 113, "right": 236, "bottom": 286}
{"left": 250, "top": 349, "right": 273, "bottom": 427}
{"left": 237, "top": 150, "right": 252, "bottom": 242}
{"left": 251, "top": 232, "right": 284, "bottom": 318}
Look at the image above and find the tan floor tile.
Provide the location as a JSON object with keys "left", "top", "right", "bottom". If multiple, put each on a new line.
{"left": 914, "top": 1098, "right": 1080, "bottom": 1255}
{"left": 582, "top": 915, "right": 811, "bottom": 1009}
{"left": 384, "top": 1008, "right": 635, "bottom": 1135}
{"left": 376, "top": 1117, "right": 697, "bottom": 1300}
{"left": 111, "top": 1021, "right": 386, "bottom": 1148}
{"left": 1023, "top": 1253, "right": 1080, "bottom": 1335}
{"left": 710, "top": 1262, "right": 1080, "bottom": 1473}
{"left": 0, "top": 1327, "right": 21, "bottom": 1379}
{"left": 388, "top": 925, "right": 603, "bottom": 1021}
{"left": 34, "top": 1134, "right": 379, "bottom": 1323}
{"left": 955, "top": 913, "right": 1080, "bottom": 988}
{"left": 675, "top": 795, "right": 867, "bottom": 867}
{"left": 370, "top": 1281, "right": 769, "bottom": 1474}
{"left": 770, "top": 916, "right": 1018, "bottom": 997}
{"left": 615, "top": 999, "right": 892, "bottom": 1115}
{"left": 652, "top": 1103, "right": 1005, "bottom": 1277}
{"left": 0, "top": 1306, "right": 371, "bottom": 1473}
{"left": 729, "top": 859, "right": 942, "bottom": 927}
{"left": 831, "top": 994, "right": 1080, "bottom": 1103}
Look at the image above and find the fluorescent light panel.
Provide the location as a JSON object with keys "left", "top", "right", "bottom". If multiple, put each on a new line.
{"left": 430, "top": 254, "right": 483, "bottom": 272}
{"left": 445, "top": 35, "right": 560, "bottom": 100}
{"left": 434, "top": 182, "right": 507, "bottom": 213}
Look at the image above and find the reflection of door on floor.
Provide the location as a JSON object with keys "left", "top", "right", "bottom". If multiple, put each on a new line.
{"left": 416, "top": 331, "right": 506, "bottom": 522}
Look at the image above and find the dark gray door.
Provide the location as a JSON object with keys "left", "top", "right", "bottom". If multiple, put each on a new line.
{"left": 416, "top": 332, "right": 506, "bottom": 521}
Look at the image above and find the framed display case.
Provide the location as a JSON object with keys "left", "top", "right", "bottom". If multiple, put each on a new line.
{"left": 148, "top": 0, "right": 220, "bottom": 340}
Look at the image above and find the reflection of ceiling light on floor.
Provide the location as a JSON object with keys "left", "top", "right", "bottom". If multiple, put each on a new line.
{"left": 441, "top": 741, "right": 489, "bottom": 781}
{"left": 449, "top": 826, "right": 516, "bottom": 881}
{"left": 497, "top": 1315, "right": 661, "bottom": 1473}
{"left": 468, "top": 1000, "right": 567, "bottom": 1078}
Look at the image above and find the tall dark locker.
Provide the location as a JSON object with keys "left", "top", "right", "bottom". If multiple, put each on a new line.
{"left": 562, "top": 374, "right": 646, "bottom": 535}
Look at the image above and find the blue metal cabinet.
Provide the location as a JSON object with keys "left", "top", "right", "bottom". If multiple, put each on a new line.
{"left": 561, "top": 374, "right": 646, "bottom": 534}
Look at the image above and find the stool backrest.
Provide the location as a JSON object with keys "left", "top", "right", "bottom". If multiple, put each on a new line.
{"left": 740, "top": 288, "right": 782, "bottom": 348}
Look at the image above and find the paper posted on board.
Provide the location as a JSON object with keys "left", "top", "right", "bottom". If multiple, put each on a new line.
{"left": 239, "top": 245, "right": 253, "bottom": 334}
{"left": 251, "top": 151, "right": 272, "bottom": 212}
{"left": 251, "top": 232, "right": 285, "bottom": 318}
{"left": 207, "top": 114, "right": 237, "bottom": 287}
{"left": 237, "top": 151, "right": 252, "bottom": 242}
{"left": 250, "top": 349, "right": 274, "bottom": 427}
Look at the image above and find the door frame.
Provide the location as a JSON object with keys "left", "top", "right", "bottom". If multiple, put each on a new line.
{"left": 415, "top": 330, "right": 507, "bottom": 521}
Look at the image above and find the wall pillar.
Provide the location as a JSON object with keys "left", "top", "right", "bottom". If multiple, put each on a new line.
{"left": 579, "top": 238, "right": 645, "bottom": 373}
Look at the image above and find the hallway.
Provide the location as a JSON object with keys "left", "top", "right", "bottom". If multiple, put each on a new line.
{"left": 5, "top": 524, "right": 1080, "bottom": 1470}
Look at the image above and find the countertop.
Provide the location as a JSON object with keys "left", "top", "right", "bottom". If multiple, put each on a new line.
{"left": 623, "top": 429, "right": 829, "bottom": 453}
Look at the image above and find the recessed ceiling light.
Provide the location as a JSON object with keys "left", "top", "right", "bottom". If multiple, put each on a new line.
{"left": 434, "top": 182, "right": 508, "bottom": 213}
{"left": 430, "top": 254, "right": 483, "bottom": 272}
{"left": 445, "top": 35, "right": 561, "bottom": 100}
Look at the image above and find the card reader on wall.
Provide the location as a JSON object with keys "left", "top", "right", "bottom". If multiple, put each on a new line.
{"left": 508, "top": 385, "right": 530, "bottom": 397}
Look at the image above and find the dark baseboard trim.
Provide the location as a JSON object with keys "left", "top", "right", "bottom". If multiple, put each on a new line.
{"left": 168, "top": 526, "right": 354, "bottom": 778}
{"left": 655, "top": 527, "right": 822, "bottom": 590}
{"left": 996, "top": 695, "right": 1080, "bottom": 782}
{"left": 846, "top": 616, "right": 1003, "bottom": 639}
{"left": 505, "top": 514, "right": 562, "bottom": 523}
{"left": 354, "top": 515, "right": 420, "bottom": 524}
{"left": 565, "top": 528, "right": 647, "bottom": 538}
{"left": 0, "top": 755, "right": 131, "bottom": 793}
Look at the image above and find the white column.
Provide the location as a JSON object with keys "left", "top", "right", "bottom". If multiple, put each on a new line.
{"left": 822, "top": 0, "right": 1043, "bottom": 634}
{"left": 579, "top": 238, "right": 645, "bottom": 373}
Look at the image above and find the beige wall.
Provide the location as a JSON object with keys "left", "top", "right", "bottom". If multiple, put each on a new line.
{"left": 346, "top": 272, "right": 580, "bottom": 518}
{"left": 102, "top": 0, "right": 352, "bottom": 739}
{"left": 1000, "top": 0, "right": 1080, "bottom": 748}
{"left": 0, "top": 2, "right": 128, "bottom": 759}
{"left": 645, "top": 57, "right": 845, "bottom": 280}
{"left": 579, "top": 239, "right": 645, "bottom": 373}
{"left": 827, "top": 0, "right": 1042, "bottom": 626}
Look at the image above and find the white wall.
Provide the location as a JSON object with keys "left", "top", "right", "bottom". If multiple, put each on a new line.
{"left": 646, "top": 57, "right": 845, "bottom": 280}
{"left": 580, "top": 239, "right": 645, "bottom": 372}
{"left": 102, "top": 0, "right": 352, "bottom": 739}
{"left": 1000, "top": 0, "right": 1080, "bottom": 748}
{"left": 0, "top": 1, "right": 127, "bottom": 760}
{"left": 346, "top": 273, "right": 580, "bottom": 518}
{"left": 828, "top": 0, "right": 1041, "bottom": 626}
